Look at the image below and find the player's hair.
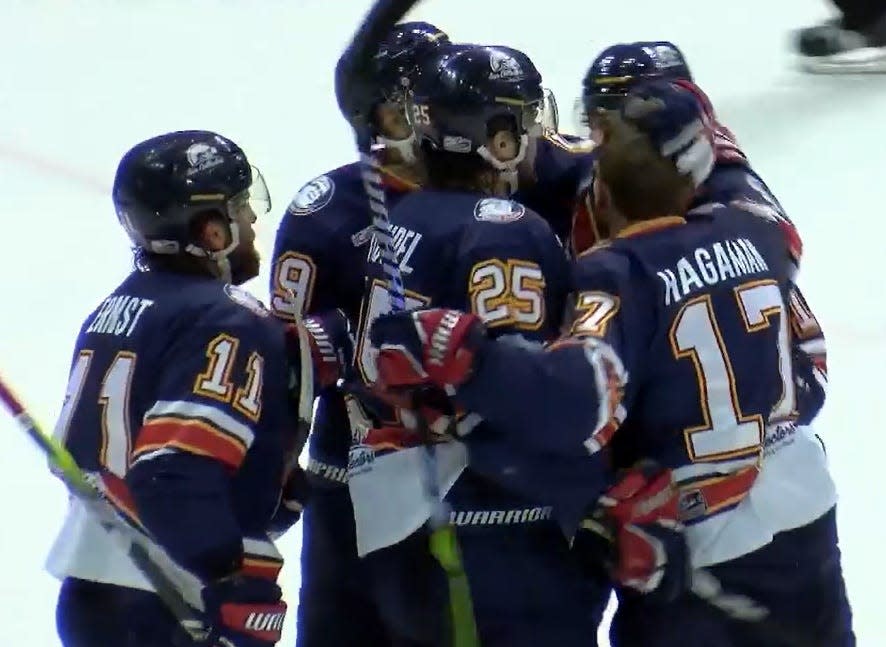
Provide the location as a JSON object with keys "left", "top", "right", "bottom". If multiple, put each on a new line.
{"left": 596, "top": 112, "right": 694, "bottom": 221}
{"left": 420, "top": 145, "right": 498, "bottom": 193}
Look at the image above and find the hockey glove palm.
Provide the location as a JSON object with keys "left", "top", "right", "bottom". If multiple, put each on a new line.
{"left": 579, "top": 463, "right": 688, "bottom": 603}
{"left": 202, "top": 575, "right": 287, "bottom": 647}
{"left": 369, "top": 309, "right": 487, "bottom": 395}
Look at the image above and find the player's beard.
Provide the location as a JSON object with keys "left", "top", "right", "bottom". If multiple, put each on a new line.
{"left": 229, "top": 244, "right": 261, "bottom": 285}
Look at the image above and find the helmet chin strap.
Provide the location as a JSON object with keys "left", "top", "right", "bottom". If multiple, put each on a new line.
{"left": 378, "top": 133, "right": 418, "bottom": 163}
{"left": 477, "top": 133, "right": 530, "bottom": 196}
{"left": 184, "top": 217, "right": 241, "bottom": 284}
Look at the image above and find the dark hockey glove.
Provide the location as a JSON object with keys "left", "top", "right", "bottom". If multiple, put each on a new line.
{"left": 369, "top": 309, "right": 487, "bottom": 395}
{"left": 579, "top": 462, "right": 689, "bottom": 603}
{"left": 268, "top": 465, "right": 311, "bottom": 536}
{"left": 201, "top": 575, "right": 287, "bottom": 647}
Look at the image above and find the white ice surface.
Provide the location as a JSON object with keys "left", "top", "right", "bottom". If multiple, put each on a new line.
{"left": 1, "top": 1, "right": 884, "bottom": 644}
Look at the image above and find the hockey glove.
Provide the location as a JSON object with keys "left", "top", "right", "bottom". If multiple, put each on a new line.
{"left": 369, "top": 309, "right": 487, "bottom": 395}
{"left": 201, "top": 575, "right": 287, "bottom": 647}
{"left": 286, "top": 309, "right": 355, "bottom": 391}
{"left": 268, "top": 465, "right": 311, "bottom": 536}
{"left": 578, "top": 462, "right": 688, "bottom": 603}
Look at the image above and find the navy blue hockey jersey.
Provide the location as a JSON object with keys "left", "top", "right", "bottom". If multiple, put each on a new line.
{"left": 517, "top": 130, "right": 596, "bottom": 244}
{"left": 353, "top": 189, "right": 570, "bottom": 514}
{"left": 270, "top": 163, "right": 417, "bottom": 484}
{"left": 357, "top": 190, "right": 569, "bottom": 387}
{"left": 458, "top": 207, "right": 796, "bottom": 530}
{"left": 57, "top": 270, "right": 296, "bottom": 581}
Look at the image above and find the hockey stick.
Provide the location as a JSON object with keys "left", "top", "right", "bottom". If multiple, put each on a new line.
{"left": 339, "top": 2, "right": 479, "bottom": 644}
{"left": 282, "top": 308, "right": 318, "bottom": 476}
{"left": 690, "top": 569, "right": 816, "bottom": 647}
{"left": 0, "top": 373, "right": 207, "bottom": 645}
{"left": 581, "top": 515, "right": 814, "bottom": 646}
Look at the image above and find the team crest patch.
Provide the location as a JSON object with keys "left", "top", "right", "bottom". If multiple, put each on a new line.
{"left": 224, "top": 284, "right": 270, "bottom": 317}
{"left": 473, "top": 198, "right": 526, "bottom": 223}
{"left": 287, "top": 175, "right": 334, "bottom": 216}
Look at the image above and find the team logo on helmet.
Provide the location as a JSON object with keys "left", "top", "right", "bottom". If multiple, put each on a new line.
{"left": 488, "top": 50, "right": 523, "bottom": 80}
{"left": 185, "top": 143, "right": 224, "bottom": 176}
{"left": 473, "top": 198, "right": 526, "bottom": 223}
{"left": 287, "top": 175, "right": 335, "bottom": 216}
{"left": 646, "top": 45, "right": 683, "bottom": 70}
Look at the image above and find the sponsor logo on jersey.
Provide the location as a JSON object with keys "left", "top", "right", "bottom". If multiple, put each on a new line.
{"left": 473, "top": 198, "right": 526, "bottom": 223}
{"left": 488, "top": 49, "right": 523, "bottom": 80}
{"left": 450, "top": 506, "right": 553, "bottom": 526}
{"left": 763, "top": 421, "right": 798, "bottom": 457}
{"left": 678, "top": 489, "right": 708, "bottom": 521}
{"left": 224, "top": 284, "right": 270, "bottom": 317}
{"left": 287, "top": 175, "right": 335, "bottom": 215}
{"left": 348, "top": 444, "right": 375, "bottom": 476}
{"left": 185, "top": 143, "right": 224, "bottom": 176}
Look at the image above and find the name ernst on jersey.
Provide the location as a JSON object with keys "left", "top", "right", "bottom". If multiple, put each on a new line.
{"left": 85, "top": 295, "right": 155, "bottom": 337}
{"left": 657, "top": 238, "right": 769, "bottom": 305}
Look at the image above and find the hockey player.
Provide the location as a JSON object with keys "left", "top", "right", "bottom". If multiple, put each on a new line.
{"left": 368, "top": 85, "right": 855, "bottom": 645}
{"left": 269, "top": 22, "right": 451, "bottom": 647}
{"left": 47, "top": 131, "right": 350, "bottom": 647}
{"left": 576, "top": 42, "right": 824, "bottom": 414}
{"left": 343, "top": 44, "right": 606, "bottom": 646}
{"left": 573, "top": 41, "right": 802, "bottom": 261}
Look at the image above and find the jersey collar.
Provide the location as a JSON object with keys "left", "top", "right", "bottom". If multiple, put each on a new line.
{"left": 377, "top": 165, "right": 421, "bottom": 193}
{"left": 616, "top": 216, "right": 687, "bottom": 239}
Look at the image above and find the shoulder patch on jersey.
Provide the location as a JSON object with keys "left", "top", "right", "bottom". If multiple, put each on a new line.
{"left": 287, "top": 175, "right": 335, "bottom": 216}
{"left": 473, "top": 198, "right": 526, "bottom": 224}
{"left": 224, "top": 284, "right": 271, "bottom": 317}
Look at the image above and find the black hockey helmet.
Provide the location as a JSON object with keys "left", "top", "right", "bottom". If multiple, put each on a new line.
{"left": 374, "top": 22, "right": 450, "bottom": 106}
{"left": 408, "top": 44, "right": 544, "bottom": 173}
{"left": 335, "top": 22, "right": 450, "bottom": 154}
{"left": 579, "top": 41, "right": 693, "bottom": 127}
{"left": 112, "top": 130, "right": 270, "bottom": 263}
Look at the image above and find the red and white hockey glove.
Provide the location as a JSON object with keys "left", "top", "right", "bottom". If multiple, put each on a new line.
{"left": 285, "top": 309, "right": 355, "bottom": 391}
{"left": 201, "top": 575, "right": 287, "bottom": 647}
{"left": 579, "top": 463, "right": 688, "bottom": 602}
{"left": 368, "top": 309, "right": 487, "bottom": 395}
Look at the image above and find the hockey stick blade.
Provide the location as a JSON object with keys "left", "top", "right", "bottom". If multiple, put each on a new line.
{"left": 0, "top": 373, "right": 206, "bottom": 644}
{"left": 691, "top": 568, "right": 817, "bottom": 646}
{"left": 348, "top": 0, "right": 423, "bottom": 71}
